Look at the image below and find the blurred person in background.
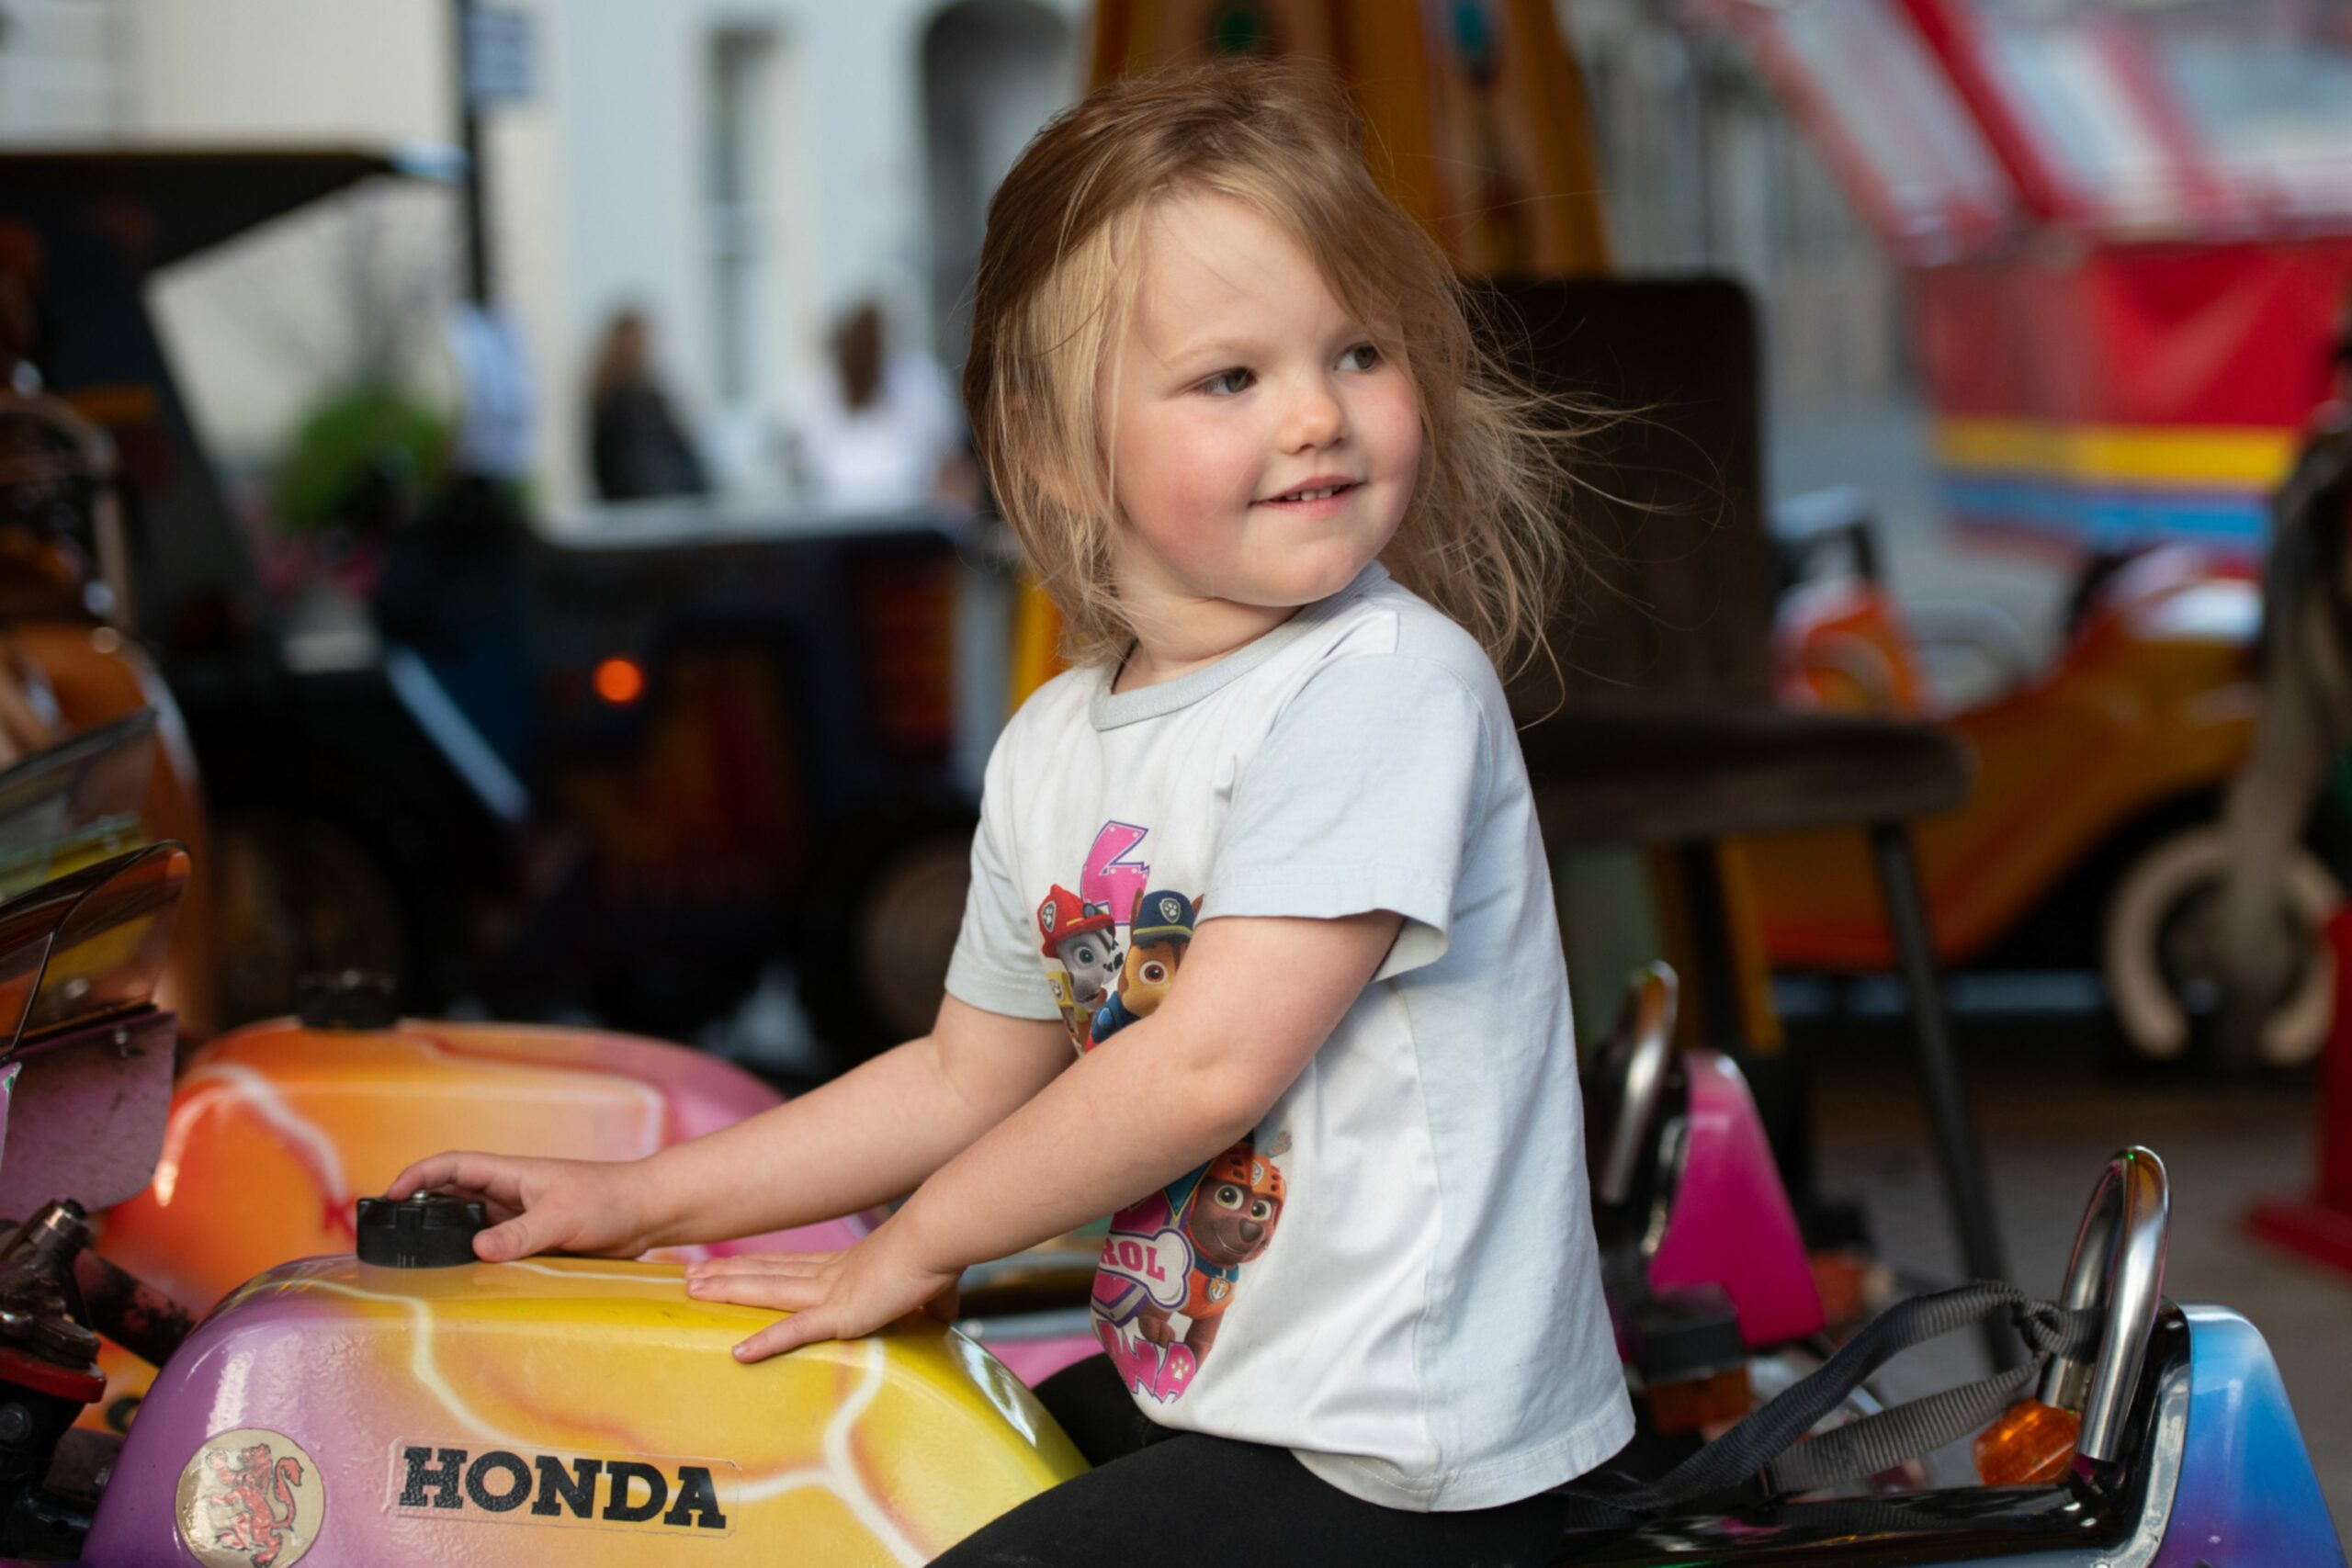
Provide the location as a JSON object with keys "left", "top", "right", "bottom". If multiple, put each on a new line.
{"left": 787, "top": 298, "right": 977, "bottom": 513}
{"left": 373, "top": 306, "right": 541, "bottom": 775}
{"left": 370, "top": 457, "right": 536, "bottom": 778}
{"left": 587, "top": 306, "right": 710, "bottom": 502}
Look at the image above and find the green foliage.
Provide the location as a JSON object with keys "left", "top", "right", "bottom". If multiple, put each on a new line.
{"left": 270, "top": 389, "right": 448, "bottom": 535}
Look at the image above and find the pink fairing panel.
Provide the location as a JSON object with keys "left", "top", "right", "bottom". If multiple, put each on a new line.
{"left": 0, "top": 1009, "right": 176, "bottom": 1215}
{"left": 96, "top": 1020, "right": 870, "bottom": 1323}
{"left": 1647, "top": 1052, "right": 1826, "bottom": 1348}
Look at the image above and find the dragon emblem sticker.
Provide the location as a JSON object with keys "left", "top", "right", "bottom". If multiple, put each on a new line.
{"left": 175, "top": 1427, "right": 325, "bottom": 1568}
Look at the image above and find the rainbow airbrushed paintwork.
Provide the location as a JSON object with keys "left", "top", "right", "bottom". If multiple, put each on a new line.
{"left": 77, "top": 1254, "right": 1084, "bottom": 1568}
{"left": 82, "top": 1019, "right": 875, "bottom": 1430}
{"left": 2154, "top": 1306, "right": 2345, "bottom": 1566}
{"left": 79, "top": 1014, "right": 1104, "bottom": 1430}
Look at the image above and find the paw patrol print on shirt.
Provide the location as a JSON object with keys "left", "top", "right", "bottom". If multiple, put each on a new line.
{"left": 1090, "top": 889, "right": 1193, "bottom": 1047}
{"left": 1035, "top": 846, "right": 1289, "bottom": 1404}
{"left": 1093, "top": 1132, "right": 1289, "bottom": 1404}
{"left": 1130, "top": 1140, "right": 1286, "bottom": 1356}
{"left": 1035, "top": 886, "right": 1119, "bottom": 1052}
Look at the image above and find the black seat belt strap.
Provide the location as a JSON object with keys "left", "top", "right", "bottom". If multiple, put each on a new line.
{"left": 1560, "top": 1283, "right": 2103, "bottom": 1526}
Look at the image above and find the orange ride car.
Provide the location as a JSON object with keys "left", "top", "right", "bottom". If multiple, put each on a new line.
{"left": 1750, "top": 513, "right": 2326, "bottom": 1067}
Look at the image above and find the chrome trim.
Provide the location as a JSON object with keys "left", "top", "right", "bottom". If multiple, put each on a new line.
{"left": 1596, "top": 962, "right": 1678, "bottom": 1209}
{"left": 959, "top": 1247, "right": 1097, "bottom": 1294}
{"left": 2038, "top": 1147, "right": 2170, "bottom": 1464}
{"left": 958, "top": 1306, "right": 1094, "bottom": 1344}
{"left": 2011, "top": 1327, "right": 2188, "bottom": 1568}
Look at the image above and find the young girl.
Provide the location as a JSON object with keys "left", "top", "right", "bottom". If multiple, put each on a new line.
{"left": 391, "top": 58, "right": 1632, "bottom": 1565}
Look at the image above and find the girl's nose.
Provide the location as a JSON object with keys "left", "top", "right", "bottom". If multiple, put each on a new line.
{"left": 1280, "top": 375, "right": 1347, "bottom": 450}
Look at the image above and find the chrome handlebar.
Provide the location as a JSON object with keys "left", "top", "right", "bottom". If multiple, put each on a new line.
{"left": 2039, "top": 1146, "right": 2170, "bottom": 1465}
{"left": 1594, "top": 962, "right": 1679, "bottom": 1210}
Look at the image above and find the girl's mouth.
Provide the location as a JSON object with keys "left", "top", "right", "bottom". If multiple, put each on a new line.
{"left": 1257, "top": 480, "right": 1361, "bottom": 513}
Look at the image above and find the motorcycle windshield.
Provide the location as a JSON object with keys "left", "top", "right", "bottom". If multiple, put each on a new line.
{"left": 0, "top": 841, "right": 187, "bottom": 1063}
{"left": 0, "top": 711, "right": 157, "bottom": 896}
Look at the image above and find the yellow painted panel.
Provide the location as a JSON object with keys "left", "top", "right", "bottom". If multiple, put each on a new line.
{"left": 1935, "top": 419, "right": 2299, "bottom": 490}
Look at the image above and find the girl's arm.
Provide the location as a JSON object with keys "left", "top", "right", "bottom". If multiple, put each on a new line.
{"left": 635, "top": 995, "right": 1074, "bottom": 1246}
{"left": 692, "top": 909, "right": 1401, "bottom": 1358}
{"left": 390, "top": 994, "right": 1071, "bottom": 1259}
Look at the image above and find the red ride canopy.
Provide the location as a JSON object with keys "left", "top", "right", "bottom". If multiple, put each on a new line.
{"left": 1714, "top": 0, "right": 2352, "bottom": 556}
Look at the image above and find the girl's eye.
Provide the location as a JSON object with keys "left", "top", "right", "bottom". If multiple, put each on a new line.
{"left": 1339, "top": 342, "right": 1382, "bottom": 372}
{"left": 1198, "top": 367, "right": 1255, "bottom": 397}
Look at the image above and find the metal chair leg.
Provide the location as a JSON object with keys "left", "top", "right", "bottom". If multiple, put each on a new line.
{"left": 1869, "top": 821, "right": 2011, "bottom": 1292}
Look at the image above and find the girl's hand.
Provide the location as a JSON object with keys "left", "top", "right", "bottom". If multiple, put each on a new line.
{"left": 386, "top": 1151, "right": 656, "bottom": 1263}
{"left": 684, "top": 1230, "right": 962, "bottom": 1362}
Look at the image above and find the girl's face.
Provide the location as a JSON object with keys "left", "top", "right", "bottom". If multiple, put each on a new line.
{"left": 1105, "top": 190, "right": 1421, "bottom": 645}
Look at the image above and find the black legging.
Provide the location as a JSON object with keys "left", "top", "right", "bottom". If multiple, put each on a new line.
{"left": 932, "top": 1354, "right": 1579, "bottom": 1567}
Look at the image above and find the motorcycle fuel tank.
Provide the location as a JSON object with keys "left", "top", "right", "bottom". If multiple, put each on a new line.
{"left": 81, "top": 1251, "right": 1085, "bottom": 1567}
{"left": 85, "top": 1017, "right": 872, "bottom": 1429}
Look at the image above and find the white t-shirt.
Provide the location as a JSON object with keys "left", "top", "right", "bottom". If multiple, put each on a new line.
{"left": 944, "top": 561, "right": 1632, "bottom": 1512}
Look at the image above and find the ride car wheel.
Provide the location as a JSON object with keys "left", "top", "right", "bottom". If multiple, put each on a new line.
{"left": 2101, "top": 823, "right": 2338, "bottom": 1068}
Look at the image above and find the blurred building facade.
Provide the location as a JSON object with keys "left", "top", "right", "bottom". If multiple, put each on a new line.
{"left": 0, "top": 0, "right": 1901, "bottom": 510}
{"left": 0, "top": 0, "right": 1081, "bottom": 511}
{"left": 1564, "top": 0, "right": 1911, "bottom": 419}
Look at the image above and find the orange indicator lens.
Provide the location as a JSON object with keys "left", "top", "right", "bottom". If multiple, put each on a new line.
{"left": 1973, "top": 1397, "right": 2080, "bottom": 1486}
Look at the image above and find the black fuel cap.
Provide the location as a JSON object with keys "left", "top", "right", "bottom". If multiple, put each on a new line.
{"left": 295, "top": 970, "right": 400, "bottom": 1032}
{"left": 356, "top": 1194, "right": 488, "bottom": 1268}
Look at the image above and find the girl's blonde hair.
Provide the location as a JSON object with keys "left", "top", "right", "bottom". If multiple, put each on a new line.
{"left": 964, "top": 57, "right": 1577, "bottom": 676}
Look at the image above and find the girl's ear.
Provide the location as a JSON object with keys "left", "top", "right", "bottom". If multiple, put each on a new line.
{"left": 1033, "top": 434, "right": 1107, "bottom": 522}
{"left": 997, "top": 387, "right": 1114, "bottom": 521}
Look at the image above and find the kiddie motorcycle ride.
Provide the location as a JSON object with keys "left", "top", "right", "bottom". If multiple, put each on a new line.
{"left": 0, "top": 389, "right": 213, "bottom": 1038}
{"left": 1587, "top": 964, "right": 1824, "bottom": 1358}
{"left": 0, "top": 716, "right": 892, "bottom": 1437}
{"left": 0, "top": 711, "right": 1095, "bottom": 1438}
{"left": 0, "top": 848, "right": 1087, "bottom": 1566}
{"left": 76, "top": 977, "right": 1103, "bottom": 1427}
{"left": 6, "top": 854, "right": 2343, "bottom": 1563}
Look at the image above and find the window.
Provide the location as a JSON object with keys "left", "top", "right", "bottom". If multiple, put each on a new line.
{"left": 707, "top": 28, "right": 774, "bottom": 406}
